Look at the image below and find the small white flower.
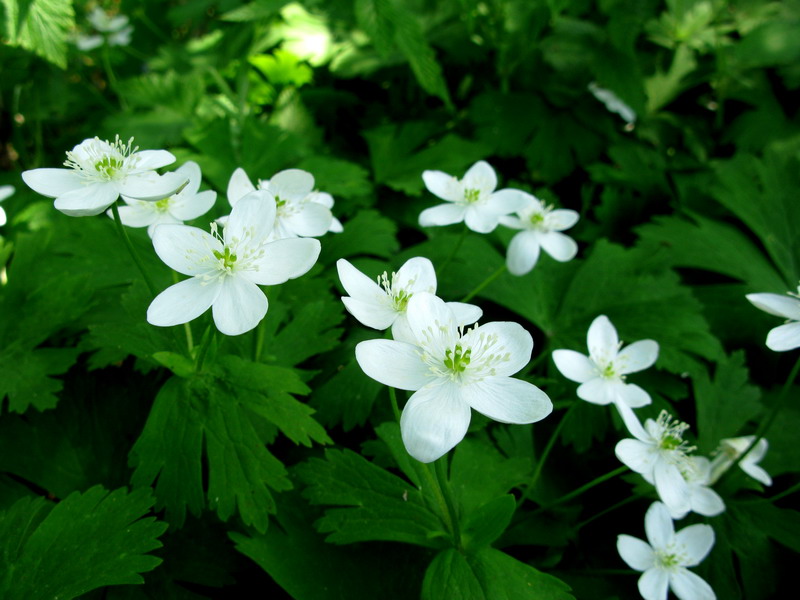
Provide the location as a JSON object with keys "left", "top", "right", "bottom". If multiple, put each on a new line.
{"left": 672, "top": 456, "right": 726, "bottom": 520}
{"left": 337, "top": 257, "right": 482, "bottom": 342}
{"left": 709, "top": 435, "right": 772, "bottom": 486}
{"left": 552, "top": 315, "right": 659, "bottom": 409}
{"left": 111, "top": 161, "right": 217, "bottom": 237}
{"left": 617, "top": 502, "right": 716, "bottom": 600}
{"left": 746, "top": 288, "right": 800, "bottom": 351}
{"left": 499, "top": 193, "right": 579, "bottom": 275}
{"left": 75, "top": 8, "right": 133, "bottom": 49}
{"left": 419, "top": 160, "right": 527, "bottom": 234}
{"left": 588, "top": 82, "right": 637, "bottom": 126}
{"left": 147, "top": 191, "right": 320, "bottom": 336}
{"left": 0, "top": 185, "right": 13, "bottom": 227}
{"left": 22, "top": 136, "right": 185, "bottom": 217}
{"left": 355, "top": 292, "right": 552, "bottom": 462}
{"left": 226, "top": 167, "right": 338, "bottom": 241}
{"left": 615, "top": 408, "right": 695, "bottom": 518}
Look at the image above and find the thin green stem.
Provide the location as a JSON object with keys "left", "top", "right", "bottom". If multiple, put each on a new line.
{"left": 109, "top": 202, "right": 157, "bottom": 296}
{"left": 577, "top": 493, "right": 642, "bottom": 530}
{"left": 170, "top": 270, "right": 194, "bottom": 353}
{"left": 533, "top": 465, "right": 629, "bottom": 514}
{"left": 437, "top": 226, "right": 468, "bottom": 276}
{"left": 388, "top": 387, "right": 402, "bottom": 422}
{"left": 435, "top": 457, "right": 461, "bottom": 549}
{"left": 460, "top": 264, "right": 507, "bottom": 303}
{"left": 743, "top": 481, "right": 800, "bottom": 505}
{"left": 101, "top": 45, "right": 126, "bottom": 109}
{"left": 194, "top": 325, "right": 214, "bottom": 373}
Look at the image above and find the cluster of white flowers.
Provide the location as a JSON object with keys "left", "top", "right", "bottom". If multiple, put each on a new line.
{"left": 75, "top": 7, "right": 134, "bottom": 51}
{"left": 418, "top": 160, "right": 580, "bottom": 276}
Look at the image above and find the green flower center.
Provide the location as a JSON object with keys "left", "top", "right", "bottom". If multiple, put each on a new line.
{"left": 444, "top": 344, "right": 471, "bottom": 373}
{"left": 94, "top": 156, "right": 124, "bottom": 178}
{"left": 656, "top": 550, "right": 682, "bottom": 568}
{"left": 529, "top": 212, "right": 545, "bottom": 226}
{"left": 213, "top": 246, "right": 238, "bottom": 271}
{"left": 393, "top": 289, "right": 411, "bottom": 312}
{"left": 275, "top": 196, "right": 287, "bottom": 208}
{"left": 155, "top": 197, "right": 171, "bottom": 212}
{"left": 464, "top": 188, "right": 481, "bottom": 204}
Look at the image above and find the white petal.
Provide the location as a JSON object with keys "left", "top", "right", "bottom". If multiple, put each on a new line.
{"left": 227, "top": 167, "right": 256, "bottom": 206}
{"left": 225, "top": 191, "right": 276, "bottom": 245}
{"left": 644, "top": 502, "right": 675, "bottom": 550}
{"left": 246, "top": 238, "right": 320, "bottom": 285}
{"left": 337, "top": 259, "right": 385, "bottom": 301}
{"left": 616, "top": 401, "right": 651, "bottom": 441}
{"left": 132, "top": 149, "right": 176, "bottom": 171}
{"left": 308, "top": 190, "right": 334, "bottom": 208}
{"left": 654, "top": 462, "right": 691, "bottom": 525}
{"left": 212, "top": 276, "right": 268, "bottom": 336}
{"left": 328, "top": 216, "right": 344, "bottom": 233}
{"left": 406, "top": 293, "right": 459, "bottom": 353}
{"left": 0, "top": 206, "right": 6, "bottom": 227}
{"left": 343, "top": 296, "right": 397, "bottom": 330}
{"left": 173, "top": 161, "right": 202, "bottom": 196}
{"left": 506, "top": 231, "right": 541, "bottom": 276}
{"left": 395, "top": 256, "right": 437, "bottom": 294}
{"left": 268, "top": 169, "right": 314, "bottom": 200}
{"left": 615, "top": 382, "right": 652, "bottom": 408}
{"left": 617, "top": 534, "right": 654, "bottom": 571}
{"left": 746, "top": 292, "right": 800, "bottom": 320}
{"left": 152, "top": 224, "right": 220, "bottom": 275}
{"left": 615, "top": 439, "right": 656, "bottom": 475}
{"left": 587, "top": 315, "right": 619, "bottom": 363}
{"left": 538, "top": 231, "right": 578, "bottom": 262}
{"left": 741, "top": 461, "right": 772, "bottom": 486}
{"left": 464, "top": 205, "right": 500, "bottom": 233}
{"left": 552, "top": 350, "right": 596, "bottom": 383}
{"left": 0, "top": 184, "right": 14, "bottom": 202}
{"left": 498, "top": 215, "right": 524, "bottom": 230}
{"left": 617, "top": 340, "right": 659, "bottom": 374}
{"left": 419, "top": 203, "right": 466, "bottom": 228}
{"left": 422, "top": 170, "right": 460, "bottom": 201}
{"left": 766, "top": 321, "right": 800, "bottom": 352}
{"left": 119, "top": 172, "right": 186, "bottom": 201}
{"left": 462, "top": 160, "right": 497, "bottom": 194}
{"left": 54, "top": 183, "right": 118, "bottom": 217}
{"left": 282, "top": 202, "right": 332, "bottom": 237}
{"left": 578, "top": 378, "right": 629, "bottom": 406}
{"left": 669, "top": 569, "right": 716, "bottom": 600}
{"left": 460, "top": 376, "right": 552, "bottom": 424}
{"left": 400, "top": 382, "right": 471, "bottom": 463}
{"left": 546, "top": 208, "right": 579, "bottom": 231}
{"left": 675, "top": 524, "right": 715, "bottom": 566}
{"left": 115, "top": 202, "right": 157, "bottom": 228}
{"left": 488, "top": 188, "right": 528, "bottom": 214}
{"left": 638, "top": 568, "right": 670, "bottom": 600}
{"left": 21, "top": 168, "right": 83, "bottom": 197}
{"left": 463, "top": 321, "right": 533, "bottom": 376}
{"left": 390, "top": 314, "right": 416, "bottom": 343}
{"left": 147, "top": 277, "right": 219, "bottom": 327}
{"left": 355, "top": 339, "right": 431, "bottom": 391}
{"left": 448, "top": 302, "right": 482, "bottom": 327}
{"left": 170, "top": 189, "right": 217, "bottom": 221}
{"left": 689, "top": 486, "right": 725, "bottom": 517}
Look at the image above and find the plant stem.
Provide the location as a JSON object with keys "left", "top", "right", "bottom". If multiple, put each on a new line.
{"left": 109, "top": 202, "right": 157, "bottom": 296}
{"left": 744, "top": 481, "right": 800, "bottom": 505}
{"left": 101, "top": 45, "right": 126, "bottom": 109}
{"left": 577, "top": 493, "right": 642, "bottom": 530}
{"left": 434, "top": 457, "right": 461, "bottom": 549}
{"left": 170, "top": 270, "right": 194, "bottom": 353}
{"left": 194, "top": 325, "right": 214, "bottom": 372}
{"left": 460, "top": 264, "right": 507, "bottom": 303}
{"left": 532, "top": 465, "right": 628, "bottom": 514}
{"left": 437, "top": 226, "right": 468, "bottom": 276}
{"left": 388, "top": 387, "right": 402, "bottom": 422}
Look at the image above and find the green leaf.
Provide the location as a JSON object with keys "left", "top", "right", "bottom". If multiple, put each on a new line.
{"left": 693, "top": 351, "right": 762, "bottom": 453}
{"left": 153, "top": 352, "right": 196, "bottom": 378}
{"left": 0, "top": 346, "right": 79, "bottom": 412}
{"left": 297, "top": 449, "right": 446, "bottom": 548}
{"left": 220, "top": 0, "right": 288, "bottom": 22}
{"left": 0, "top": 486, "right": 166, "bottom": 600}
{"left": 1, "top": 0, "right": 74, "bottom": 69}
{"left": 297, "top": 156, "right": 374, "bottom": 202}
{"left": 422, "top": 548, "right": 573, "bottom": 600}
{"left": 321, "top": 210, "right": 399, "bottom": 261}
{"left": 311, "top": 355, "right": 383, "bottom": 431}
{"left": 461, "top": 495, "right": 516, "bottom": 552}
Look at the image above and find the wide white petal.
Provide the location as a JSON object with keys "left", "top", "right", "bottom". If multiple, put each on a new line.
{"left": 617, "top": 534, "right": 654, "bottom": 571}
{"left": 396, "top": 256, "right": 437, "bottom": 294}
{"left": 654, "top": 463, "right": 691, "bottom": 524}
{"left": 282, "top": 202, "right": 332, "bottom": 237}
{"left": 462, "top": 160, "right": 497, "bottom": 194}
{"left": 538, "top": 231, "right": 578, "bottom": 262}
{"left": 766, "top": 321, "right": 800, "bottom": 352}
{"left": 21, "top": 168, "right": 83, "bottom": 197}
{"left": 644, "top": 502, "right": 674, "bottom": 550}
{"left": 268, "top": 169, "right": 315, "bottom": 200}
{"left": 670, "top": 569, "right": 716, "bottom": 600}
{"left": 422, "top": 170, "right": 460, "bottom": 201}
{"left": 355, "top": 339, "right": 431, "bottom": 391}
{"left": 638, "top": 568, "right": 670, "bottom": 600}
{"left": 343, "top": 296, "right": 396, "bottom": 330}
{"left": 227, "top": 167, "right": 256, "bottom": 206}
{"left": 0, "top": 185, "right": 14, "bottom": 202}
{"left": 615, "top": 382, "right": 652, "bottom": 408}
{"left": 400, "top": 382, "right": 471, "bottom": 463}
{"left": 741, "top": 460, "right": 772, "bottom": 486}
{"left": 576, "top": 378, "right": 616, "bottom": 405}
{"left": 152, "top": 224, "right": 220, "bottom": 275}
{"left": 132, "top": 149, "right": 176, "bottom": 171}
{"left": 488, "top": 188, "right": 528, "bottom": 214}
{"left": 461, "top": 376, "right": 551, "bottom": 424}
{"left": 498, "top": 214, "right": 524, "bottom": 230}
{"left": 546, "top": 208, "right": 580, "bottom": 231}
{"left": 587, "top": 315, "right": 619, "bottom": 363}
{"left": 119, "top": 171, "right": 186, "bottom": 201}
{"left": 54, "top": 183, "right": 118, "bottom": 217}
{"left": 746, "top": 292, "right": 800, "bottom": 320}
{"left": 337, "top": 259, "right": 385, "bottom": 301}
{"left": 419, "top": 203, "right": 466, "bottom": 227}
{"left": 147, "top": 277, "right": 219, "bottom": 327}
{"left": 675, "top": 524, "right": 715, "bottom": 566}
{"left": 617, "top": 340, "right": 659, "bottom": 374}
{"left": 406, "top": 292, "right": 459, "bottom": 354}
{"left": 328, "top": 216, "right": 344, "bottom": 233}
{"left": 464, "top": 205, "right": 499, "bottom": 233}
{"left": 0, "top": 206, "right": 6, "bottom": 227}
{"left": 615, "top": 439, "right": 656, "bottom": 475}
{"left": 173, "top": 161, "right": 202, "bottom": 196}
{"left": 308, "top": 190, "right": 334, "bottom": 208}
{"left": 463, "top": 321, "right": 532, "bottom": 376}
{"left": 552, "top": 350, "right": 596, "bottom": 383}
{"left": 212, "top": 276, "right": 268, "bottom": 336}
{"left": 448, "top": 302, "right": 482, "bottom": 327}
{"left": 690, "top": 485, "right": 725, "bottom": 517}
{"left": 506, "top": 230, "right": 541, "bottom": 276}
{"left": 170, "top": 189, "right": 217, "bottom": 221}
{"left": 226, "top": 191, "right": 276, "bottom": 246}
{"left": 390, "top": 314, "right": 416, "bottom": 343}
{"left": 115, "top": 202, "right": 157, "bottom": 228}
{"left": 246, "top": 238, "right": 320, "bottom": 285}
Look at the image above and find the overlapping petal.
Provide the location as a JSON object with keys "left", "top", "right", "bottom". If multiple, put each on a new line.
{"left": 617, "top": 535, "right": 654, "bottom": 572}
{"left": 212, "top": 276, "right": 268, "bottom": 336}
{"left": 54, "top": 183, "right": 119, "bottom": 217}
{"left": 400, "top": 382, "right": 472, "bottom": 463}
{"left": 147, "top": 277, "right": 220, "bottom": 327}
{"left": 355, "top": 339, "right": 431, "bottom": 391}
{"left": 247, "top": 238, "right": 321, "bottom": 286}
{"left": 152, "top": 224, "right": 220, "bottom": 276}
{"left": 460, "top": 376, "right": 551, "bottom": 424}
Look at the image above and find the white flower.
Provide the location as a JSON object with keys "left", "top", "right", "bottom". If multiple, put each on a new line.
{"left": 355, "top": 292, "right": 552, "bottom": 462}
{"left": 111, "top": 161, "right": 216, "bottom": 237}
{"left": 672, "top": 456, "right": 725, "bottom": 520}
{"left": 499, "top": 193, "right": 579, "bottom": 275}
{"left": 337, "top": 257, "right": 482, "bottom": 342}
{"left": 419, "top": 160, "right": 527, "bottom": 234}
{"left": 552, "top": 315, "right": 658, "bottom": 409}
{"left": 226, "top": 167, "right": 338, "bottom": 241}
{"left": 588, "top": 82, "right": 636, "bottom": 125}
{"left": 746, "top": 288, "right": 800, "bottom": 351}
{"left": 709, "top": 435, "right": 772, "bottom": 486}
{"left": 22, "top": 136, "right": 185, "bottom": 217}
{"left": 615, "top": 408, "right": 695, "bottom": 518}
{"left": 617, "top": 502, "right": 716, "bottom": 600}
{"left": 147, "top": 191, "right": 320, "bottom": 336}
{"left": 0, "top": 185, "right": 13, "bottom": 227}
{"left": 79, "top": 7, "right": 133, "bottom": 48}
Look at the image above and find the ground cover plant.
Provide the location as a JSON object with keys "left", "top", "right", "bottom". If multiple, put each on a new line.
{"left": 1, "top": 0, "right": 799, "bottom": 598}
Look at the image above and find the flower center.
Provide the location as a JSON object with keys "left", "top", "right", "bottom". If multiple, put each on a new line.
{"left": 654, "top": 411, "right": 697, "bottom": 471}
{"left": 444, "top": 344, "right": 471, "bottom": 373}
{"left": 378, "top": 271, "right": 418, "bottom": 312}
{"left": 464, "top": 188, "right": 481, "bottom": 204}
{"left": 213, "top": 246, "right": 238, "bottom": 271}
{"left": 154, "top": 197, "right": 172, "bottom": 212}
{"left": 64, "top": 135, "right": 138, "bottom": 182}
{"left": 654, "top": 546, "right": 687, "bottom": 570}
